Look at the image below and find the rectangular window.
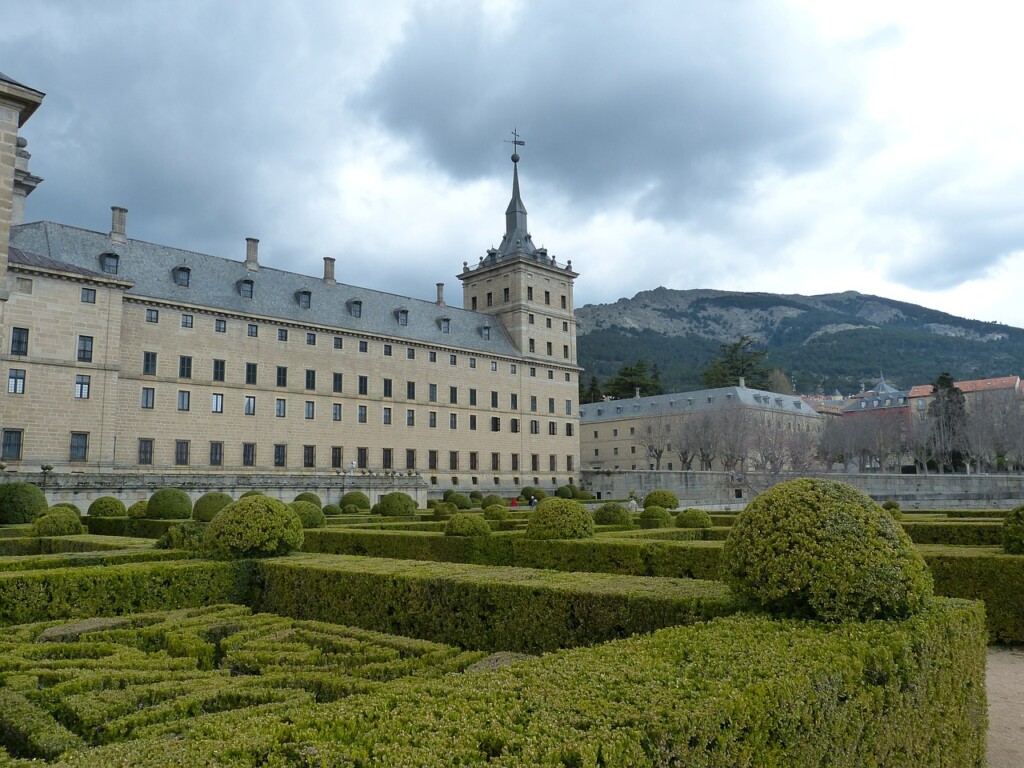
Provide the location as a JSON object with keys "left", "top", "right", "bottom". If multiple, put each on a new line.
{"left": 406, "top": 409, "right": 415, "bottom": 426}
{"left": 213, "top": 359, "right": 225, "bottom": 382}
{"left": 469, "top": 389, "right": 477, "bottom": 406}
{"left": 275, "top": 444, "right": 287, "bottom": 467}
{"left": 181, "top": 314, "right": 193, "bottom": 328}
{"left": 511, "top": 363, "right": 517, "bottom": 374}
{"left": 491, "top": 391, "right": 499, "bottom": 408}
{"left": 566, "top": 399, "right": 573, "bottom": 415}
{"left": 469, "top": 415, "right": 477, "bottom": 430}
{"left": 75, "top": 375, "right": 91, "bottom": 400}
{"left": 358, "top": 376, "right": 368, "bottom": 396}
{"left": 141, "top": 387, "right": 155, "bottom": 409}
{"left": 303, "top": 401, "right": 314, "bottom": 419}
{"left": 503, "top": 287, "right": 510, "bottom": 302}
{"left": 332, "top": 403, "right": 342, "bottom": 421}
{"left": 491, "top": 452, "right": 500, "bottom": 471}
{"left": 69, "top": 432, "right": 89, "bottom": 462}
{"left": 247, "top": 323, "right": 258, "bottom": 337}
{"left": 178, "top": 390, "right": 191, "bottom": 411}
{"left": 210, "top": 442, "right": 223, "bottom": 466}
{"left": 357, "top": 447, "right": 368, "bottom": 469}
{"left": 358, "top": 405, "right": 367, "bottom": 423}
{"left": 406, "top": 449, "right": 416, "bottom": 470}
{"left": 429, "top": 383, "right": 438, "bottom": 402}
{"left": 174, "top": 440, "right": 189, "bottom": 466}
{"left": 77, "top": 335, "right": 93, "bottom": 363}
{"left": 429, "top": 351, "right": 437, "bottom": 363}
{"left": 178, "top": 355, "right": 192, "bottom": 378}
{"left": 10, "top": 328, "right": 28, "bottom": 356}
{"left": 305, "top": 369, "right": 316, "bottom": 390}
{"left": 471, "top": 355, "right": 479, "bottom": 365}
{"left": 449, "top": 354, "right": 457, "bottom": 365}
{"left": 359, "top": 340, "right": 368, "bottom": 353}
{"left": 527, "top": 287, "right": 533, "bottom": 301}
{"left": 511, "top": 453, "right": 520, "bottom": 471}
{"left": 383, "top": 406, "right": 392, "bottom": 425}
{"left": 449, "top": 451, "right": 459, "bottom": 470}
{"left": 242, "top": 443, "right": 256, "bottom": 466}
{"left": 546, "top": 342, "right": 553, "bottom": 356}
{"left": 146, "top": 309, "right": 159, "bottom": 323}
{"left": 549, "top": 421, "right": 557, "bottom": 435}
{"left": 470, "top": 452, "right": 479, "bottom": 470}
{"left": 276, "top": 366, "right": 288, "bottom": 387}
{"left": 211, "top": 393, "right": 224, "bottom": 413}
{"left": 276, "top": 398, "right": 286, "bottom": 417}
{"left": 81, "top": 287, "right": 96, "bottom": 303}
{"left": 532, "top": 454, "right": 540, "bottom": 472}
{"left": 486, "top": 292, "right": 492, "bottom": 306}
{"left": 528, "top": 339, "right": 535, "bottom": 353}
{"left": 441, "top": 319, "right": 451, "bottom": 333}
{"left": 215, "top": 318, "right": 227, "bottom": 333}
{"left": 278, "top": 328, "right": 288, "bottom": 341}
{"left": 1, "top": 429, "right": 22, "bottom": 460}
{"left": 138, "top": 438, "right": 153, "bottom": 465}
{"left": 382, "top": 448, "right": 393, "bottom": 469}
{"left": 398, "top": 311, "right": 409, "bottom": 326}
{"left": 307, "top": 332, "right": 316, "bottom": 346}
{"left": 549, "top": 398, "right": 556, "bottom": 414}
{"left": 449, "top": 386, "right": 458, "bottom": 404}
{"left": 332, "top": 446, "right": 343, "bottom": 468}
{"left": 491, "top": 416, "right": 501, "bottom": 432}
{"left": 550, "top": 454, "right": 557, "bottom": 471}
{"left": 334, "top": 336, "right": 343, "bottom": 349}
{"left": 530, "top": 420, "right": 539, "bottom": 435}
{"left": 566, "top": 455, "right": 575, "bottom": 471}
{"left": 544, "top": 290, "right": 551, "bottom": 305}
{"left": 383, "top": 378, "right": 393, "bottom": 398}
{"left": 428, "top": 450, "right": 438, "bottom": 470}
{"left": 383, "top": 344, "right": 392, "bottom": 356}
{"left": 246, "top": 363, "right": 258, "bottom": 385}
{"left": 561, "top": 295, "right": 567, "bottom": 309}
{"left": 407, "top": 381, "right": 416, "bottom": 399}
{"left": 566, "top": 423, "right": 574, "bottom": 436}
{"left": 429, "top": 411, "right": 437, "bottom": 428}
{"left": 304, "top": 445, "right": 315, "bottom": 468}
{"left": 510, "top": 393, "right": 518, "bottom": 409}
{"left": 407, "top": 347, "right": 415, "bottom": 359}
{"left": 563, "top": 345, "right": 569, "bottom": 358}
{"left": 511, "top": 418, "right": 520, "bottom": 433}
{"left": 244, "top": 395, "right": 255, "bottom": 415}
{"left": 333, "top": 372, "right": 343, "bottom": 393}
{"left": 449, "top": 413, "right": 458, "bottom": 429}
{"left": 7, "top": 369, "right": 25, "bottom": 394}
{"left": 530, "top": 367, "right": 536, "bottom": 378}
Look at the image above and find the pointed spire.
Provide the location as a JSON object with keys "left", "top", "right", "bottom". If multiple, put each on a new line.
{"left": 504, "top": 152, "right": 528, "bottom": 242}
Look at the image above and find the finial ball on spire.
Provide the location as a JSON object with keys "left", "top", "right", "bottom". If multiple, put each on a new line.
{"left": 511, "top": 152, "right": 520, "bottom": 163}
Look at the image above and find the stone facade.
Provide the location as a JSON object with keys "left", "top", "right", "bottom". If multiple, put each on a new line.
{"left": 0, "top": 76, "right": 580, "bottom": 498}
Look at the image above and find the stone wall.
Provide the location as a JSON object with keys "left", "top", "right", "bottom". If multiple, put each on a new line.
{"left": 581, "top": 469, "right": 1024, "bottom": 510}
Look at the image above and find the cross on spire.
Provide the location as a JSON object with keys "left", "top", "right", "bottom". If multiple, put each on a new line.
{"left": 504, "top": 128, "right": 525, "bottom": 162}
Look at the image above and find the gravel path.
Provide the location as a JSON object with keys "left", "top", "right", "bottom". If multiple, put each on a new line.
{"left": 988, "top": 647, "right": 1024, "bottom": 768}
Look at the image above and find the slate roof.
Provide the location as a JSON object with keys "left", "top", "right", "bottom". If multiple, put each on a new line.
{"left": 8, "top": 245, "right": 115, "bottom": 281}
{"left": 579, "top": 386, "right": 819, "bottom": 423}
{"left": 9, "top": 221, "right": 523, "bottom": 358}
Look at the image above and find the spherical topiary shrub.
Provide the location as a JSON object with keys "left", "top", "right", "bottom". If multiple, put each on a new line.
{"left": 469, "top": 490, "right": 484, "bottom": 506}
{"left": 146, "top": 488, "right": 192, "bottom": 520}
{"left": 127, "top": 500, "right": 148, "bottom": 519}
{"left": 294, "top": 492, "right": 323, "bottom": 508}
{"left": 576, "top": 489, "right": 594, "bottom": 501}
{"left": 593, "top": 502, "right": 631, "bottom": 526}
{"left": 555, "top": 485, "right": 575, "bottom": 499}
{"left": 445, "top": 513, "right": 492, "bottom": 537}
{"left": 676, "top": 508, "right": 713, "bottom": 529}
{"left": 192, "top": 492, "right": 234, "bottom": 522}
{"left": 372, "top": 492, "right": 418, "bottom": 517}
{"left": 447, "top": 493, "right": 472, "bottom": 510}
{"left": 323, "top": 503, "right": 342, "bottom": 517}
{"left": 483, "top": 504, "right": 510, "bottom": 521}
{"left": 0, "top": 482, "right": 48, "bottom": 524}
{"left": 1002, "top": 505, "right": 1024, "bottom": 554}
{"left": 87, "top": 496, "right": 126, "bottom": 517}
{"left": 339, "top": 491, "right": 371, "bottom": 510}
{"left": 881, "top": 500, "right": 900, "bottom": 511}
{"left": 289, "top": 500, "right": 326, "bottom": 529}
{"left": 638, "top": 505, "right": 672, "bottom": 529}
{"left": 48, "top": 503, "right": 83, "bottom": 517}
{"left": 31, "top": 507, "right": 84, "bottom": 537}
{"left": 204, "top": 496, "right": 303, "bottom": 559}
{"left": 723, "top": 478, "right": 933, "bottom": 622}
{"left": 524, "top": 497, "right": 595, "bottom": 540}
{"left": 642, "top": 489, "right": 679, "bottom": 510}
{"left": 521, "top": 487, "right": 548, "bottom": 503}
{"left": 342, "top": 504, "right": 360, "bottom": 515}
{"left": 239, "top": 490, "right": 265, "bottom": 498}
{"left": 481, "top": 494, "right": 505, "bottom": 509}
{"left": 155, "top": 521, "right": 206, "bottom": 552}
{"left": 430, "top": 502, "right": 458, "bottom": 521}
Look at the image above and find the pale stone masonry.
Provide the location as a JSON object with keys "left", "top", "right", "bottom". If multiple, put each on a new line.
{"left": 0, "top": 74, "right": 580, "bottom": 494}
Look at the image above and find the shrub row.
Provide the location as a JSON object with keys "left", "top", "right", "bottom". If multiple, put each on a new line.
{"left": 83, "top": 516, "right": 185, "bottom": 539}
{"left": 254, "top": 554, "right": 735, "bottom": 653}
{"left": 0, "top": 548, "right": 188, "bottom": 573}
{"left": 900, "top": 521, "right": 1002, "bottom": 546}
{"left": 0, "top": 536, "right": 153, "bottom": 557}
{"left": 52, "top": 598, "right": 985, "bottom": 767}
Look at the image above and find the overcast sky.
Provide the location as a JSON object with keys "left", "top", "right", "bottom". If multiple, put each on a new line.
{"left": 6, "top": 1, "right": 1024, "bottom": 326}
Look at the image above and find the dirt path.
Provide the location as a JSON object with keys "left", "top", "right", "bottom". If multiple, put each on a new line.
{"left": 988, "top": 647, "right": 1024, "bottom": 768}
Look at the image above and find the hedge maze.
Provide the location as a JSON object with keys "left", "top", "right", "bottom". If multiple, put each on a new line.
{"left": 0, "top": 482, "right": 1003, "bottom": 765}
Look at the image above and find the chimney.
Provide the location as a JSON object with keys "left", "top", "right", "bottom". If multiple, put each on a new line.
{"left": 634, "top": 387, "right": 641, "bottom": 399}
{"left": 738, "top": 377, "right": 746, "bottom": 388}
{"left": 110, "top": 206, "right": 127, "bottom": 244}
{"left": 322, "top": 257, "right": 336, "bottom": 285}
{"left": 436, "top": 282, "right": 445, "bottom": 305}
{"left": 245, "top": 237, "right": 259, "bottom": 272}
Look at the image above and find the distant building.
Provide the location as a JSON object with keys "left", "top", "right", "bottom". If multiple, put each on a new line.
{"left": 0, "top": 73, "right": 581, "bottom": 492}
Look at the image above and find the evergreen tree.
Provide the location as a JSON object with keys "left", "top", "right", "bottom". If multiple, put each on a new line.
{"left": 927, "top": 371, "right": 967, "bottom": 473}
{"left": 604, "top": 359, "right": 664, "bottom": 399}
{"left": 700, "top": 336, "right": 770, "bottom": 389}
{"left": 580, "top": 375, "right": 603, "bottom": 404}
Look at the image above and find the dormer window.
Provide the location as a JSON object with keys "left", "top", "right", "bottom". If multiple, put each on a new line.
{"left": 439, "top": 317, "right": 451, "bottom": 334}
{"left": 239, "top": 279, "right": 254, "bottom": 299}
{"left": 100, "top": 252, "right": 119, "bottom": 275}
{"left": 481, "top": 325, "right": 490, "bottom": 340}
{"left": 396, "top": 308, "right": 409, "bottom": 326}
{"left": 296, "top": 290, "right": 311, "bottom": 309}
{"left": 348, "top": 300, "right": 362, "bottom": 318}
{"left": 172, "top": 266, "right": 190, "bottom": 287}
